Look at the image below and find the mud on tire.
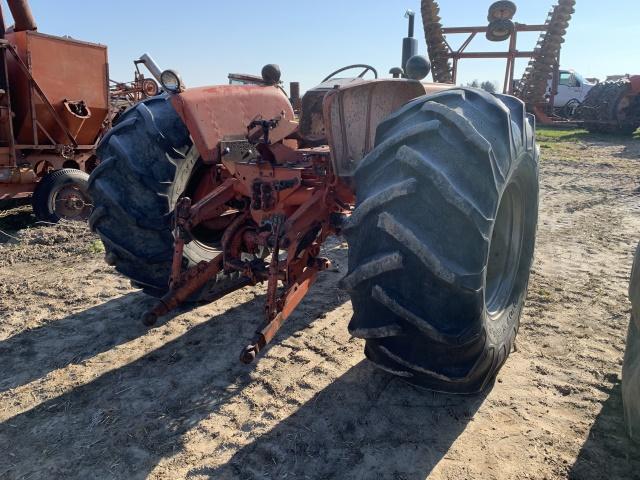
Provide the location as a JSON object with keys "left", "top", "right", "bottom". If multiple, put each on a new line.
{"left": 342, "top": 88, "right": 539, "bottom": 394}
{"left": 88, "top": 95, "right": 242, "bottom": 299}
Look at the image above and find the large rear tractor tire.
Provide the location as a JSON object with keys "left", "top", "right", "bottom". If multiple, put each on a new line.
{"left": 623, "top": 242, "right": 640, "bottom": 443}
{"left": 342, "top": 88, "right": 539, "bottom": 394}
{"left": 88, "top": 95, "right": 243, "bottom": 299}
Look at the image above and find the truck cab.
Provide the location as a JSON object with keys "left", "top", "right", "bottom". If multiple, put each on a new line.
{"left": 548, "top": 69, "right": 596, "bottom": 108}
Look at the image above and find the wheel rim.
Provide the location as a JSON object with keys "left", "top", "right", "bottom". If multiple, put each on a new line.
{"left": 486, "top": 182, "right": 525, "bottom": 316}
{"left": 51, "top": 184, "right": 91, "bottom": 221}
{"left": 142, "top": 79, "right": 159, "bottom": 97}
{"left": 489, "top": 25, "right": 512, "bottom": 38}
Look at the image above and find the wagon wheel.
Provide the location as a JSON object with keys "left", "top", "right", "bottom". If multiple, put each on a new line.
{"left": 32, "top": 169, "right": 91, "bottom": 223}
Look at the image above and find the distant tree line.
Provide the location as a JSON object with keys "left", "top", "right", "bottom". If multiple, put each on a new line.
{"left": 466, "top": 80, "right": 497, "bottom": 93}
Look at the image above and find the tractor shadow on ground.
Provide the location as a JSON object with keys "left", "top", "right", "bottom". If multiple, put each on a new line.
{"left": 0, "top": 237, "right": 347, "bottom": 395}
{"left": 192, "top": 364, "right": 489, "bottom": 480}
{"left": 568, "top": 383, "right": 640, "bottom": 480}
{"left": 0, "top": 263, "right": 350, "bottom": 479}
{"left": 0, "top": 291, "right": 156, "bottom": 393}
{"left": 615, "top": 139, "right": 640, "bottom": 161}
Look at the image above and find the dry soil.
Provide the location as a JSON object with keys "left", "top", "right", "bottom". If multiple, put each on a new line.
{"left": 0, "top": 136, "right": 639, "bottom": 480}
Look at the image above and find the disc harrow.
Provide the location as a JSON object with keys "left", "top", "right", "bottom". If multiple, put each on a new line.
{"left": 514, "top": 0, "right": 576, "bottom": 105}
{"left": 421, "top": 0, "right": 453, "bottom": 83}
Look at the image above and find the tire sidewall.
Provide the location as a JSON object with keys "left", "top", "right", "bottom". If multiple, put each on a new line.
{"left": 484, "top": 150, "right": 539, "bottom": 346}
{"left": 168, "top": 147, "right": 222, "bottom": 265}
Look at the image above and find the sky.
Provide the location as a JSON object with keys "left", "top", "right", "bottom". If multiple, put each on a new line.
{"left": 11, "top": 0, "right": 639, "bottom": 93}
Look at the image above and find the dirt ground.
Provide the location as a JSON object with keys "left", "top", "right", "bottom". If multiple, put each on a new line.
{"left": 0, "top": 135, "right": 639, "bottom": 480}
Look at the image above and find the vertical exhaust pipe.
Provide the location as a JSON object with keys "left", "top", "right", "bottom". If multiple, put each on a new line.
{"left": 289, "top": 81, "right": 301, "bottom": 111}
{"left": 401, "top": 10, "right": 418, "bottom": 73}
{"left": 7, "top": 0, "right": 37, "bottom": 32}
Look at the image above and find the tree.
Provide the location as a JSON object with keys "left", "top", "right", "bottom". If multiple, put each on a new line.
{"left": 481, "top": 81, "right": 497, "bottom": 93}
{"left": 465, "top": 80, "right": 498, "bottom": 93}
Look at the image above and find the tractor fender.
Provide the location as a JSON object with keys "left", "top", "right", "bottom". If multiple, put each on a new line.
{"left": 170, "top": 85, "right": 296, "bottom": 163}
{"left": 322, "top": 79, "right": 451, "bottom": 178}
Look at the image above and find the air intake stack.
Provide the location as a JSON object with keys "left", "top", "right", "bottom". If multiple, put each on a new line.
{"left": 7, "top": 0, "right": 37, "bottom": 32}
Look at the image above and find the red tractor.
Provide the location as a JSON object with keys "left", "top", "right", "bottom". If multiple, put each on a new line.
{"left": 89, "top": 16, "right": 539, "bottom": 393}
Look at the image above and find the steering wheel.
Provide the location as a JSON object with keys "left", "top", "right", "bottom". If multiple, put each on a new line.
{"left": 322, "top": 64, "right": 378, "bottom": 83}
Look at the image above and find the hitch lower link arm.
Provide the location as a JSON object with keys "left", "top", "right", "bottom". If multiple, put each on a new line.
{"left": 140, "top": 184, "right": 332, "bottom": 365}
{"left": 239, "top": 255, "right": 331, "bottom": 364}
{"left": 140, "top": 183, "right": 238, "bottom": 327}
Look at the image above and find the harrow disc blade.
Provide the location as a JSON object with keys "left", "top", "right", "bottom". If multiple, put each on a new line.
{"left": 421, "top": 0, "right": 453, "bottom": 83}
{"left": 513, "top": 0, "right": 577, "bottom": 105}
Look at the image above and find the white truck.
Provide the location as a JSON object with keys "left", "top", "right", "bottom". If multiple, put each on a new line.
{"left": 547, "top": 69, "right": 597, "bottom": 116}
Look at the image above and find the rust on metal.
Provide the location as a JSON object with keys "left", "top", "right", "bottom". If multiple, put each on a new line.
{"left": 441, "top": 24, "right": 548, "bottom": 34}
{"left": 143, "top": 253, "right": 225, "bottom": 327}
{"left": 51, "top": 183, "right": 91, "bottom": 220}
{"left": 0, "top": 180, "right": 35, "bottom": 199}
{"left": 240, "top": 257, "right": 329, "bottom": 364}
{"left": 140, "top": 62, "right": 435, "bottom": 364}
{"left": 323, "top": 79, "right": 427, "bottom": 177}
{"left": 7, "top": 0, "right": 37, "bottom": 32}
{"left": 170, "top": 85, "right": 297, "bottom": 163}
{"left": 5, "top": 31, "right": 109, "bottom": 146}
{"left": 186, "top": 177, "right": 238, "bottom": 229}
{"left": 110, "top": 58, "right": 160, "bottom": 109}
{"left": 426, "top": 22, "right": 549, "bottom": 91}
{"left": 421, "top": 0, "right": 578, "bottom": 126}
{"left": 0, "top": 1, "right": 110, "bottom": 202}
